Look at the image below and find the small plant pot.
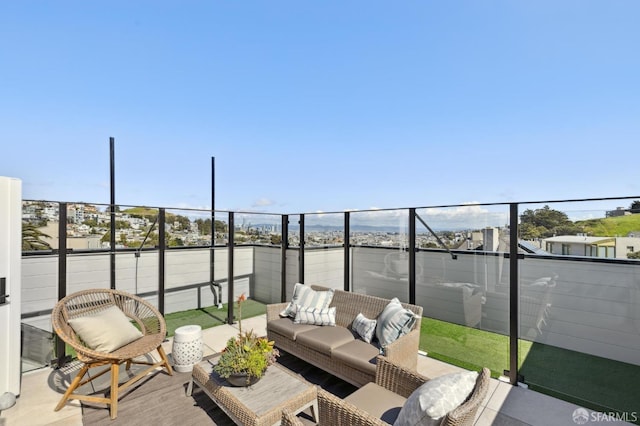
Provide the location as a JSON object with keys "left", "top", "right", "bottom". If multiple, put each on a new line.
{"left": 226, "top": 372, "right": 261, "bottom": 387}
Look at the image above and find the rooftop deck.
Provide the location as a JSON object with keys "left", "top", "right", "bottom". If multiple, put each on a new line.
{"left": 2, "top": 314, "right": 630, "bottom": 426}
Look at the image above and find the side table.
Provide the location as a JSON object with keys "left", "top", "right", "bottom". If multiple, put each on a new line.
{"left": 172, "top": 325, "right": 203, "bottom": 373}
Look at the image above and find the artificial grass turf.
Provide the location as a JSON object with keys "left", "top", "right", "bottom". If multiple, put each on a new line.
{"left": 420, "top": 317, "right": 640, "bottom": 422}
{"left": 164, "top": 298, "right": 266, "bottom": 337}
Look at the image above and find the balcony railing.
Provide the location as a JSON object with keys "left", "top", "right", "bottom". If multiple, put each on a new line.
{"left": 19, "top": 196, "right": 640, "bottom": 418}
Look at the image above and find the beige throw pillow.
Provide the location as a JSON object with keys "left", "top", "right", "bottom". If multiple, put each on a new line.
{"left": 68, "top": 305, "right": 143, "bottom": 353}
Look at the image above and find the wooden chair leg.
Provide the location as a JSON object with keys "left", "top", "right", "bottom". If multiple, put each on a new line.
{"left": 157, "top": 345, "right": 173, "bottom": 375}
{"left": 54, "top": 364, "right": 89, "bottom": 411}
{"left": 109, "top": 362, "right": 119, "bottom": 420}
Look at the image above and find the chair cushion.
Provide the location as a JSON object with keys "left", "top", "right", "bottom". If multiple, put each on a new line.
{"left": 294, "top": 305, "right": 336, "bottom": 326}
{"left": 352, "top": 312, "right": 377, "bottom": 343}
{"left": 345, "top": 382, "right": 407, "bottom": 424}
{"left": 295, "top": 326, "right": 354, "bottom": 355}
{"left": 376, "top": 298, "right": 418, "bottom": 349}
{"left": 393, "top": 370, "right": 479, "bottom": 426}
{"left": 267, "top": 317, "right": 319, "bottom": 340}
{"left": 331, "top": 340, "right": 379, "bottom": 376}
{"left": 280, "top": 283, "right": 335, "bottom": 318}
{"left": 68, "top": 305, "right": 143, "bottom": 353}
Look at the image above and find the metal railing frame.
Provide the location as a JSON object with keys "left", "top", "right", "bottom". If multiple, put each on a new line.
{"left": 35, "top": 195, "right": 640, "bottom": 384}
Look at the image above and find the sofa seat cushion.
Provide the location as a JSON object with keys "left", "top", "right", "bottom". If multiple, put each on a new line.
{"left": 345, "top": 382, "right": 407, "bottom": 424}
{"left": 295, "top": 326, "right": 355, "bottom": 355}
{"left": 331, "top": 340, "right": 379, "bottom": 376}
{"left": 267, "top": 317, "right": 319, "bottom": 340}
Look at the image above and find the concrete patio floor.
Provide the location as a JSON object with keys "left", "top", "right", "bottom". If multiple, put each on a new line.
{"left": 0, "top": 314, "right": 629, "bottom": 426}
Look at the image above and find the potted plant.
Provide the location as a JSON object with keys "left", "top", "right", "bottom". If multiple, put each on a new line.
{"left": 213, "top": 293, "right": 279, "bottom": 386}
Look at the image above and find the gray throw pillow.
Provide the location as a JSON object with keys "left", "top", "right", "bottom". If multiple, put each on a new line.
{"left": 353, "top": 313, "right": 377, "bottom": 343}
{"left": 376, "top": 297, "right": 417, "bottom": 349}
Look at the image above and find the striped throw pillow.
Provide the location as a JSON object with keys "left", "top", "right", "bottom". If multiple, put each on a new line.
{"left": 293, "top": 305, "right": 336, "bottom": 326}
{"left": 280, "top": 283, "right": 335, "bottom": 318}
{"left": 353, "top": 313, "right": 377, "bottom": 343}
{"left": 376, "top": 297, "right": 417, "bottom": 349}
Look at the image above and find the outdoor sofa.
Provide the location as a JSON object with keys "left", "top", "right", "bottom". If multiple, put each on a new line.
{"left": 266, "top": 284, "right": 423, "bottom": 387}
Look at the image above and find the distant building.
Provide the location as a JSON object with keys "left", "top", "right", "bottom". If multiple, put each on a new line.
{"left": 544, "top": 235, "right": 640, "bottom": 259}
{"left": 606, "top": 207, "right": 630, "bottom": 217}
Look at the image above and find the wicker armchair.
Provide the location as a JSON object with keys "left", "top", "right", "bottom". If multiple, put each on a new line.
{"left": 282, "top": 356, "right": 490, "bottom": 426}
{"left": 51, "top": 289, "right": 173, "bottom": 419}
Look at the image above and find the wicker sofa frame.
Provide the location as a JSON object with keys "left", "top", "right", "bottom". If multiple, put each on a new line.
{"left": 267, "top": 286, "right": 423, "bottom": 387}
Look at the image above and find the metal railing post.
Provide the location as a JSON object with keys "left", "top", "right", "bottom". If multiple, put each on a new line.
{"left": 509, "top": 203, "right": 519, "bottom": 385}
{"left": 54, "top": 203, "right": 68, "bottom": 366}
{"left": 227, "top": 212, "right": 235, "bottom": 324}
{"left": 281, "top": 214, "right": 289, "bottom": 302}
{"left": 298, "top": 214, "right": 305, "bottom": 283}
{"left": 344, "top": 212, "right": 350, "bottom": 292}
{"left": 409, "top": 208, "right": 416, "bottom": 304}
{"left": 158, "top": 208, "right": 166, "bottom": 314}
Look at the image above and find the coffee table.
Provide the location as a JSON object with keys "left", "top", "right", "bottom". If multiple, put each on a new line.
{"left": 187, "top": 355, "right": 318, "bottom": 426}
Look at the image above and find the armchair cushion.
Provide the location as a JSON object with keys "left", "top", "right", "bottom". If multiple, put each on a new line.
{"left": 376, "top": 298, "right": 418, "bottom": 349}
{"left": 280, "top": 283, "right": 335, "bottom": 318}
{"left": 394, "top": 370, "right": 478, "bottom": 426}
{"left": 68, "top": 305, "right": 143, "bottom": 353}
{"left": 346, "top": 382, "right": 407, "bottom": 424}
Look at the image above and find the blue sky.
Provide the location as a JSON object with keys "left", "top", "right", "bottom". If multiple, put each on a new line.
{"left": 1, "top": 1, "right": 639, "bottom": 217}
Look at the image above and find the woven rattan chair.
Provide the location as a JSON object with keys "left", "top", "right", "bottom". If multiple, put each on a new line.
{"left": 52, "top": 289, "right": 173, "bottom": 419}
{"left": 281, "top": 357, "right": 490, "bottom": 426}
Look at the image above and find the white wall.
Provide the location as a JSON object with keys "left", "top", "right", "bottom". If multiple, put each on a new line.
{"left": 0, "top": 177, "right": 22, "bottom": 396}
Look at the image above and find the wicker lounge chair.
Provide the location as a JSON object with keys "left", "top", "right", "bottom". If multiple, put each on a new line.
{"left": 51, "top": 289, "right": 173, "bottom": 419}
{"left": 281, "top": 356, "right": 490, "bottom": 426}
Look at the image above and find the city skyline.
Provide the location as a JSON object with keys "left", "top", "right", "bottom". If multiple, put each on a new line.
{"left": 1, "top": 2, "right": 639, "bottom": 216}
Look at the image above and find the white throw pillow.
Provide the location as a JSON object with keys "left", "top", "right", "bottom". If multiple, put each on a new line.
{"left": 68, "top": 305, "right": 143, "bottom": 353}
{"left": 376, "top": 297, "right": 417, "bottom": 349}
{"left": 280, "top": 283, "right": 335, "bottom": 318}
{"left": 352, "top": 313, "right": 377, "bottom": 343}
{"left": 393, "top": 370, "right": 479, "bottom": 426}
{"left": 294, "top": 305, "right": 336, "bottom": 326}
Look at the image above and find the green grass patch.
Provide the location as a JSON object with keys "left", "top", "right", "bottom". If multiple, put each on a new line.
{"left": 164, "top": 299, "right": 266, "bottom": 337}
{"left": 420, "top": 317, "right": 640, "bottom": 423}
{"left": 577, "top": 213, "right": 640, "bottom": 237}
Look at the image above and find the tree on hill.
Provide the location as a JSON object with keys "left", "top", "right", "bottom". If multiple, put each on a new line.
{"left": 519, "top": 205, "right": 582, "bottom": 239}
{"left": 630, "top": 200, "right": 640, "bottom": 214}
{"left": 22, "top": 223, "right": 52, "bottom": 251}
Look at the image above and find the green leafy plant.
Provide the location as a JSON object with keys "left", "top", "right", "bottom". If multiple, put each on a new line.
{"left": 213, "top": 293, "right": 279, "bottom": 384}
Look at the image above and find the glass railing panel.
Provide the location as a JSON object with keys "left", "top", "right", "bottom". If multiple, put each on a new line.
{"left": 415, "top": 204, "right": 511, "bottom": 379}
{"left": 21, "top": 200, "right": 60, "bottom": 368}
{"left": 350, "top": 209, "right": 410, "bottom": 301}
{"left": 303, "top": 213, "right": 344, "bottom": 290}
{"left": 517, "top": 199, "right": 640, "bottom": 418}
{"left": 233, "top": 212, "right": 281, "bottom": 304}
{"left": 21, "top": 323, "right": 53, "bottom": 372}
{"left": 163, "top": 208, "right": 214, "bottom": 317}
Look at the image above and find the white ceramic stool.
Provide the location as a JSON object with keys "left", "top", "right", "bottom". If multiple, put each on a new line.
{"left": 172, "top": 325, "right": 203, "bottom": 373}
